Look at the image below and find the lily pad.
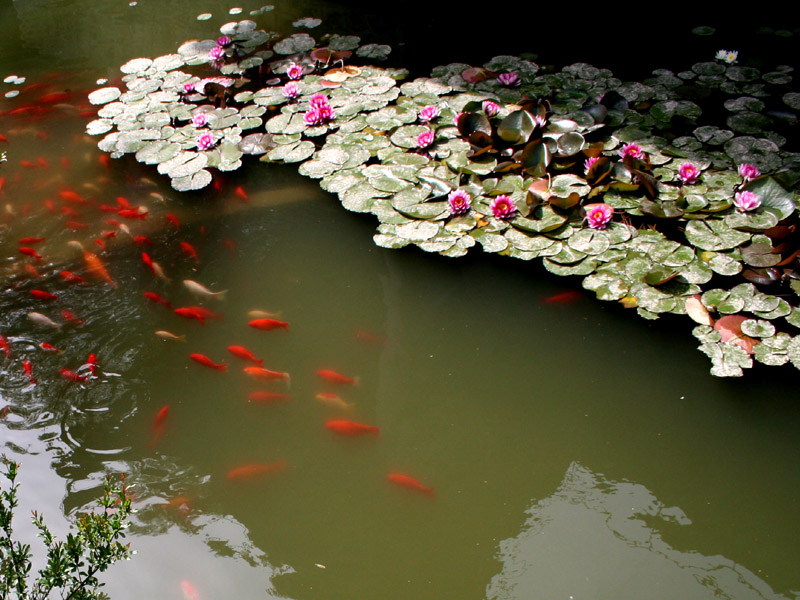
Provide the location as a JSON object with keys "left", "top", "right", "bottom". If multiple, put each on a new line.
{"left": 685, "top": 220, "right": 752, "bottom": 251}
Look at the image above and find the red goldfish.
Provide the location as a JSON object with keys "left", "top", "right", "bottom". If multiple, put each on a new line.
{"left": 174, "top": 307, "right": 208, "bottom": 324}
{"left": 93, "top": 239, "right": 106, "bottom": 252}
{"left": 227, "top": 345, "right": 263, "bottom": 365}
{"left": 61, "top": 310, "right": 85, "bottom": 325}
{"left": 39, "top": 342, "right": 61, "bottom": 353}
{"left": 326, "top": 420, "right": 379, "bottom": 436}
{"left": 19, "top": 247, "right": 42, "bottom": 262}
{"left": 248, "top": 391, "right": 291, "bottom": 403}
{"left": 234, "top": 185, "right": 248, "bottom": 201}
{"left": 24, "top": 264, "right": 42, "bottom": 279}
{"left": 153, "top": 405, "right": 169, "bottom": 429}
{"left": 117, "top": 208, "right": 147, "bottom": 220}
{"left": 143, "top": 292, "right": 171, "bottom": 308}
{"left": 60, "top": 270, "right": 86, "bottom": 284}
{"left": 133, "top": 235, "right": 153, "bottom": 246}
{"left": 0, "top": 335, "right": 9, "bottom": 359}
{"left": 248, "top": 318, "right": 289, "bottom": 331}
{"left": 65, "top": 221, "right": 88, "bottom": 230}
{"left": 23, "top": 360, "right": 37, "bottom": 384}
{"left": 387, "top": 473, "right": 435, "bottom": 496}
{"left": 165, "top": 213, "right": 180, "bottom": 228}
{"left": 58, "top": 190, "right": 88, "bottom": 204}
{"left": 316, "top": 369, "right": 358, "bottom": 385}
{"left": 543, "top": 290, "right": 582, "bottom": 304}
{"left": 116, "top": 196, "right": 131, "bottom": 209}
{"left": 226, "top": 459, "right": 286, "bottom": 480}
{"left": 18, "top": 237, "right": 45, "bottom": 244}
{"left": 87, "top": 353, "right": 98, "bottom": 376}
{"left": 243, "top": 366, "right": 290, "bottom": 383}
{"left": 60, "top": 368, "right": 87, "bottom": 382}
{"left": 180, "top": 580, "right": 200, "bottom": 600}
{"left": 179, "top": 242, "right": 199, "bottom": 263}
{"left": 30, "top": 289, "right": 58, "bottom": 301}
{"left": 189, "top": 353, "right": 227, "bottom": 371}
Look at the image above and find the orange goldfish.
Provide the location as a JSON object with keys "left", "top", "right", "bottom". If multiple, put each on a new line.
{"left": 60, "top": 270, "right": 86, "bottom": 284}
{"left": 227, "top": 345, "right": 262, "bottom": 365}
{"left": 543, "top": 290, "right": 582, "bottom": 304}
{"left": 153, "top": 405, "right": 169, "bottom": 429}
{"left": 387, "top": 473, "right": 435, "bottom": 496}
{"left": 155, "top": 330, "right": 186, "bottom": 342}
{"left": 189, "top": 353, "right": 227, "bottom": 371}
{"left": 316, "top": 369, "right": 358, "bottom": 385}
{"left": 243, "top": 366, "right": 290, "bottom": 383}
{"left": 325, "top": 420, "right": 379, "bottom": 436}
{"left": 226, "top": 459, "right": 286, "bottom": 480}
{"left": 249, "top": 318, "right": 289, "bottom": 331}
{"left": 248, "top": 391, "right": 291, "bottom": 403}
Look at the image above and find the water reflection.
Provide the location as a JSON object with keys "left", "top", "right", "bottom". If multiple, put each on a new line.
{"left": 488, "top": 462, "right": 791, "bottom": 600}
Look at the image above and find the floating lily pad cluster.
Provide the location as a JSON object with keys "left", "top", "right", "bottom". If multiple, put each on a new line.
{"left": 87, "top": 16, "right": 800, "bottom": 377}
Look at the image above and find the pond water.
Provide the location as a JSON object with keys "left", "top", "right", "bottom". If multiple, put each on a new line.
{"left": 2, "top": 2, "right": 800, "bottom": 599}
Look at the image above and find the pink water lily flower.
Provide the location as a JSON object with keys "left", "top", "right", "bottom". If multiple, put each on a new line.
{"left": 447, "top": 189, "right": 471, "bottom": 215}
{"left": 733, "top": 190, "right": 760, "bottom": 211}
{"left": 196, "top": 133, "right": 216, "bottom": 151}
{"left": 584, "top": 203, "right": 614, "bottom": 229}
{"left": 417, "top": 129, "right": 435, "bottom": 149}
{"left": 217, "top": 35, "right": 232, "bottom": 47}
{"left": 738, "top": 163, "right": 760, "bottom": 181}
{"left": 209, "top": 46, "right": 224, "bottom": 60}
{"left": 619, "top": 143, "right": 644, "bottom": 160}
{"left": 309, "top": 94, "right": 330, "bottom": 109}
{"left": 678, "top": 162, "right": 700, "bottom": 184}
{"left": 282, "top": 82, "right": 300, "bottom": 99}
{"left": 584, "top": 156, "right": 601, "bottom": 175}
{"left": 482, "top": 100, "right": 500, "bottom": 117}
{"left": 191, "top": 113, "right": 208, "bottom": 127}
{"left": 419, "top": 105, "right": 440, "bottom": 122}
{"left": 286, "top": 63, "right": 303, "bottom": 80}
{"left": 490, "top": 195, "right": 517, "bottom": 220}
{"left": 498, "top": 72, "right": 520, "bottom": 87}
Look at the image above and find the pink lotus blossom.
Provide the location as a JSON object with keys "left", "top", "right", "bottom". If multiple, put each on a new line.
{"left": 417, "top": 129, "right": 435, "bottom": 148}
{"left": 217, "top": 35, "right": 232, "bottom": 47}
{"left": 482, "top": 101, "right": 500, "bottom": 117}
{"left": 619, "top": 143, "right": 644, "bottom": 160}
{"left": 309, "top": 93, "right": 330, "bottom": 109}
{"left": 318, "top": 105, "right": 335, "bottom": 122}
{"left": 584, "top": 203, "right": 614, "bottom": 229}
{"left": 286, "top": 63, "right": 303, "bottom": 80}
{"left": 191, "top": 113, "right": 208, "bottom": 127}
{"left": 282, "top": 82, "right": 300, "bottom": 99}
{"left": 738, "top": 163, "right": 760, "bottom": 181}
{"left": 209, "top": 46, "right": 225, "bottom": 60}
{"left": 498, "top": 72, "right": 520, "bottom": 87}
{"left": 678, "top": 162, "right": 700, "bottom": 184}
{"left": 448, "top": 189, "right": 471, "bottom": 215}
{"left": 584, "top": 156, "right": 601, "bottom": 175}
{"left": 419, "top": 105, "right": 440, "bottom": 122}
{"left": 733, "top": 190, "right": 761, "bottom": 211}
{"left": 196, "top": 133, "right": 215, "bottom": 151}
{"left": 490, "top": 195, "right": 517, "bottom": 220}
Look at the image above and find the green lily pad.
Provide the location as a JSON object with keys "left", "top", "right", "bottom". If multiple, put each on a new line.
{"left": 511, "top": 206, "right": 566, "bottom": 233}
{"left": 685, "top": 219, "right": 752, "bottom": 251}
{"left": 753, "top": 332, "right": 791, "bottom": 366}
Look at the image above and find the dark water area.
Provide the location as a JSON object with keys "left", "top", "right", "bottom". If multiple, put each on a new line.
{"left": 1, "top": 2, "right": 800, "bottom": 600}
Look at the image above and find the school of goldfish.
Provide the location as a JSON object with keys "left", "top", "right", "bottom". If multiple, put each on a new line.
{"left": 0, "top": 69, "right": 439, "bottom": 543}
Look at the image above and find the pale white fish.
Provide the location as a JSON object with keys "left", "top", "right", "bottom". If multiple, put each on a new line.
{"left": 248, "top": 309, "right": 280, "bottom": 319}
{"left": 155, "top": 330, "right": 186, "bottom": 342}
{"left": 28, "top": 312, "right": 61, "bottom": 330}
{"left": 183, "top": 280, "right": 227, "bottom": 301}
{"left": 117, "top": 223, "right": 133, "bottom": 237}
{"left": 152, "top": 261, "right": 170, "bottom": 283}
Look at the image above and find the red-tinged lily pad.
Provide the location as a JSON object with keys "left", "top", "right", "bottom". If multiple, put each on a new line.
{"left": 713, "top": 314, "right": 759, "bottom": 353}
{"left": 462, "top": 67, "right": 491, "bottom": 83}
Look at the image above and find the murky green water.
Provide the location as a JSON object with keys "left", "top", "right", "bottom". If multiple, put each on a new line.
{"left": 2, "top": 2, "right": 800, "bottom": 599}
